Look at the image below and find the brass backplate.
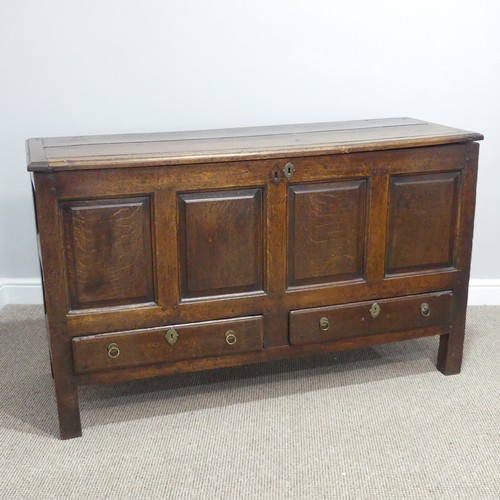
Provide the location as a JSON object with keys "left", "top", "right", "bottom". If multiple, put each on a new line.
{"left": 283, "top": 162, "right": 295, "bottom": 180}
{"left": 225, "top": 330, "right": 237, "bottom": 345}
{"left": 319, "top": 316, "right": 330, "bottom": 331}
{"left": 420, "top": 302, "right": 431, "bottom": 317}
{"left": 370, "top": 303, "right": 381, "bottom": 318}
{"left": 165, "top": 329, "right": 179, "bottom": 346}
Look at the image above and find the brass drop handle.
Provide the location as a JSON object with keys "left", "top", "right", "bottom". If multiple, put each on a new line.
{"left": 107, "top": 343, "right": 120, "bottom": 359}
{"left": 225, "top": 330, "right": 237, "bottom": 345}
{"left": 420, "top": 303, "right": 431, "bottom": 317}
{"left": 165, "top": 329, "right": 179, "bottom": 346}
{"left": 319, "top": 316, "right": 330, "bottom": 331}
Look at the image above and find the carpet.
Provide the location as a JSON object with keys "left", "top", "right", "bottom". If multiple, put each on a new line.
{"left": 0, "top": 305, "right": 499, "bottom": 499}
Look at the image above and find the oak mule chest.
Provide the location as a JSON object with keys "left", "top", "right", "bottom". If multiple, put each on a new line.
{"left": 27, "top": 117, "right": 483, "bottom": 439}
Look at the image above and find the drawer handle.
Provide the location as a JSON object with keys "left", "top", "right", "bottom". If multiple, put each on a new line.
{"left": 319, "top": 317, "right": 330, "bottom": 331}
{"left": 420, "top": 303, "right": 431, "bottom": 317}
{"left": 165, "top": 329, "right": 179, "bottom": 346}
{"left": 225, "top": 330, "right": 237, "bottom": 345}
{"left": 107, "top": 343, "right": 120, "bottom": 359}
{"left": 370, "top": 302, "right": 381, "bottom": 318}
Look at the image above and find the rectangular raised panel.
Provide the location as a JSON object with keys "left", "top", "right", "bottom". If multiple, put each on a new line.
{"left": 288, "top": 179, "right": 367, "bottom": 287}
{"left": 72, "top": 315, "right": 264, "bottom": 374}
{"left": 386, "top": 172, "right": 460, "bottom": 275}
{"left": 289, "top": 291, "right": 453, "bottom": 346}
{"left": 179, "top": 188, "right": 263, "bottom": 299}
{"left": 62, "top": 197, "right": 154, "bottom": 310}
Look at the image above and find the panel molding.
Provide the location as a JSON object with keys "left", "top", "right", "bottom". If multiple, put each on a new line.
{"left": 178, "top": 188, "right": 264, "bottom": 299}
{"left": 386, "top": 171, "right": 460, "bottom": 275}
{"left": 61, "top": 196, "right": 155, "bottom": 310}
{"left": 287, "top": 179, "right": 367, "bottom": 288}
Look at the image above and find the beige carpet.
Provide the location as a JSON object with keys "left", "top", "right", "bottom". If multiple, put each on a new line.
{"left": 0, "top": 305, "right": 499, "bottom": 499}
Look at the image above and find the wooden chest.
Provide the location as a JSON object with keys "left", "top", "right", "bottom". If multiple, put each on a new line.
{"left": 27, "top": 117, "right": 483, "bottom": 439}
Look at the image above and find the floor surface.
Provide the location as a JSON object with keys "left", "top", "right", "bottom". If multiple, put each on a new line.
{"left": 1, "top": 305, "right": 499, "bottom": 499}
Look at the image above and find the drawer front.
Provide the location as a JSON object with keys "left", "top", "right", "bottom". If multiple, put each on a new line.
{"left": 73, "top": 316, "right": 264, "bottom": 374}
{"left": 289, "top": 291, "right": 453, "bottom": 346}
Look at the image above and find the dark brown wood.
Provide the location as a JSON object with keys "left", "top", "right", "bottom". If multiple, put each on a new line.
{"left": 77, "top": 325, "right": 446, "bottom": 386}
{"left": 288, "top": 179, "right": 367, "bottom": 287}
{"left": 33, "top": 174, "right": 82, "bottom": 439}
{"left": 26, "top": 118, "right": 483, "bottom": 171}
{"left": 73, "top": 316, "right": 264, "bottom": 374}
{"left": 62, "top": 270, "right": 461, "bottom": 337}
{"left": 386, "top": 172, "right": 460, "bottom": 275}
{"left": 178, "top": 189, "right": 263, "bottom": 299}
{"left": 27, "top": 118, "right": 482, "bottom": 438}
{"left": 437, "top": 142, "right": 480, "bottom": 375}
{"left": 289, "top": 291, "right": 453, "bottom": 345}
{"left": 61, "top": 197, "right": 155, "bottom": 310}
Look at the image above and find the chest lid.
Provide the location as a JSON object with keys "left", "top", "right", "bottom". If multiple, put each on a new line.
{"left": 27, "top": 117, "right": 483, "bottom": 172}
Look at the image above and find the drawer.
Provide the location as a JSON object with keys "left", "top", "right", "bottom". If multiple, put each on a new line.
{"left": 73, "top": 315, "right": 264, "bottom": 374}
{"left": 289, "top": 291, "right": 453, "bottom": 346}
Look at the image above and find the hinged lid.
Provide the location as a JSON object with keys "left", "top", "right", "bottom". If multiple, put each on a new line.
{"left": 26, "top": 117, "right": 483, "bottom": 172}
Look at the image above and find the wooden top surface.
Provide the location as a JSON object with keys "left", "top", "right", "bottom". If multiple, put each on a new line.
{"left": 26, "top": 117, "right": 483, "bottom": 172}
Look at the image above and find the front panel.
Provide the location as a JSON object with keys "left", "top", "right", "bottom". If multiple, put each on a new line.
{"left": 38, "top": 144, "right": 472, "bottom": 337}
{"left": 386, "top": 172, "right": 460, "bottom": 275}
{"left": 287, "top": 179, "right": 367, "bottom": 288}
{"left": 178, "top": 188, "right": 264, "bottom": 299}
{"left": 61, "top": 197, "right": 155, "bottom": 310}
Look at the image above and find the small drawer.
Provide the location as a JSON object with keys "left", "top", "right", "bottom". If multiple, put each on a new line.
{"left": 73, "top": 315, "right": 264, "bottom": 374}
{"left": 289, "top": 291, "right": 453, "bottom": 346}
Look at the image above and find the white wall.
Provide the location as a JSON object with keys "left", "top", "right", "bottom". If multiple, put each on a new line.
{"left": 1, "top": 1, "right": 499, "bottom": 301}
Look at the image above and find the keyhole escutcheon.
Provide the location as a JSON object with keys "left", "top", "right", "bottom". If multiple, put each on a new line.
{"left": 283, "top": 162, "right": 295, "bottom": 180}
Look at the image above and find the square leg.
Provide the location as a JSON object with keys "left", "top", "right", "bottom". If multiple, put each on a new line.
{"left": 437, "top": 329, "right": 465, "bottom": 376}
{"left": 50, "top": 336, "right": 82, "bottom": 439}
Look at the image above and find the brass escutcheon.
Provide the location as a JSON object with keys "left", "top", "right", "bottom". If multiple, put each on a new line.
{"left": 165, "top": 329, "right": 179, "bottom": 346}
{"left": 107, "top": 343, "right": 120, "bottom": 359}
{"left": 370, "top": 302, "right": 381, "bottom": 318}
{"left": 420, "top": 303, "right": 431, "bottom": 317}
{"left": 319, "top": 316, "right": 330, "bottom": 331}
{"left": 225, "top": 330, "right": 237, "bottom": 345}
{"left": 283, "top": 162, "right": 295, "bottom": 180}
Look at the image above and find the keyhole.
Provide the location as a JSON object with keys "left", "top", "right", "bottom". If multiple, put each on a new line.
{"left": 283, "top": 162, "right": 295, "bottom": 180}
{"left": 270, "top": 165, "right": 282, "bottom": 183}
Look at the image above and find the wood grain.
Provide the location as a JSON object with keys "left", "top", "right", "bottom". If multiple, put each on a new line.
{"left": 73, "top": 316, "right": 264, "bottom": 374}
{"left": 289, "top": 291, "right": 453, "bottom": 345}
{"left": 62, "top": 197, "right": 155, "bottom": 310}
{"left": 28, "top": 118, "right": 482, "bottom": 438}
{"left": 438, "top": 143, "right": 480, "bottom": 375}
{"left": 26, "top": 118, "right": 483, "bottom": 171}
{"left": 77, "top": 325, "right": 448, "bottom": 386}
{"left": 178, "top": 188, "right": 264, "bottom": 299}
{"left": 288, "top": 179, "right": 367, "bottom": 287}
{"left": 386, "top": 172, "right": 460, "bottom": 275}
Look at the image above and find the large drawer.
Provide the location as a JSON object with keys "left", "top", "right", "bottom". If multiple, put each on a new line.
{"left": 289, "top": 291, "right": 453, "bottom": 346}
{"left": 73, "top": 315, "right": 264, "bottom": 374}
